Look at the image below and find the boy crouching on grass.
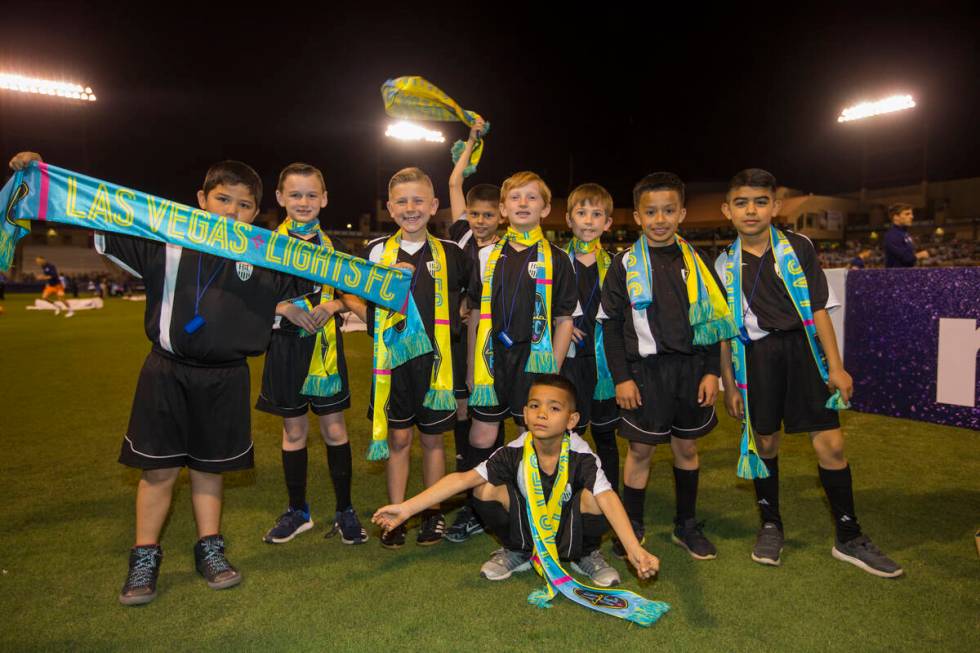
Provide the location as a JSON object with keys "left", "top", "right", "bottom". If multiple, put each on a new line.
{"left": 373, "top": 375, "right": 660, "bottom": 587}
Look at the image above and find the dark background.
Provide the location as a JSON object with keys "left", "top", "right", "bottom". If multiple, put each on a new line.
{"left": 1, "top": 2, "right": 977, "bottom": 226}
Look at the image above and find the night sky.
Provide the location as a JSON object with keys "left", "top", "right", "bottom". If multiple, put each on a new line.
{"left": 1, "top": 2, "right": 977, "bottom": 228}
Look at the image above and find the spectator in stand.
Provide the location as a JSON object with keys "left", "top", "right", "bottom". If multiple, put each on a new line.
{"left": 884, "top": 204, "right": 929, "bottom": 268}
{"left": 849, "top": 249, "right": 871, "bottom": 270}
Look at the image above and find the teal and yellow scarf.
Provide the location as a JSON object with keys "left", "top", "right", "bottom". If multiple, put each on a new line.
{"left": 565, "top": 237, "right": 614, "bottom": 401}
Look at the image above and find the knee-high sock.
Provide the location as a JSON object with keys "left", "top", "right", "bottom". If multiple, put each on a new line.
{"left": 592, "top": 430, "right": 620, "bottom": 496}
{"left": 454, "top": 419, "right": 471, "bottom": 472}
{"left": 622, "top": 485, "right": 646, "bottom": 526}
{"left": 282, "top": 448, "right": 308, "bottom": 511}
{"left": 819, "top": 464, "right": 862, "bottom": 542}
{"left": 673, "top": 466, "right": 699, "bottom": 525}
{"left": 580, "top": 513, "right": 609, "bottom": 556}
{"left": 472, "top": 497, "right": 516, "bottom": 549}
{"left": 326, "top": 442, "right": 353, "bottom": 513}
{"left": 753, "top": 457, "right": 782, "bottom": 529}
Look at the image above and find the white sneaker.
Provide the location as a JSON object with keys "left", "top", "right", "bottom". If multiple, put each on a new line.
{"left": 480, "top": 548, "right": 532, "bottom": 581}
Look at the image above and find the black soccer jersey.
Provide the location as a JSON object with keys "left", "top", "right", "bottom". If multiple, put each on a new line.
{"left": 466, "top": 241, "right": 579, "bottom": 345}
{"left": 360, "top": 235, "right": 472, "bottom": 342}
{"left": 96, "top": 232, "right": 309, "bottom": 364}
{"left": 474, "top": 432, "right": 612, "bottom": 503}
{"left": 600, "top": 243, "right": 722, "bottom": 384}
{"left": 567, "top": 257, "right": 602, "bottom": 359}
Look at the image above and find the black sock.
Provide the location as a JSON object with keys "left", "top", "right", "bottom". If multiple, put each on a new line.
{"left": 493, "top": 422, "right": 505, "bottom": 449}
{"left": 326, "top": 442, "right": 353, "bottom": 513}
{"left": 673, "top": 466, "right": 699, "bottom": 525}
{"left": 753, "top": 457, "right": 783, "bottom": 529}
{"left": 592, "top": 431, "right": 620, "bottom": 496}
{"left": 454, "top": 419, "right": 471, "bottom": 472}
{"left": 819, "top": 464, "right": 862, "bottom": 543}
{"left": 282, "top": 448, "right": 308, "bottom": 511}
{"left": 622, "top": 485, "right": 646, "bottom": 526}
{"left": 580, "top": 513, "right": 609, "bottom": 556}
{"left": 466, "top": 445, "right": 496, "bottom": 470}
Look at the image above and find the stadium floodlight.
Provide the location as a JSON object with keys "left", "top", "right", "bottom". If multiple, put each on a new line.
{"left": 0, "top": 73, "right": 97, "bottom": 101}
{"left": 384, "top": 121, "right": 445, "bottom": 143}
{"left": 837, "top": 94, "right": 915, "bottom": 123}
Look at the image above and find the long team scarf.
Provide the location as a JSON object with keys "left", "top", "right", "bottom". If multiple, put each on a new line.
{"left": 723, "top": 226, "right": 850, "bottom": 480}
{"left": 565, "top": 237, "right": 614, "bottom": 401}
{"left": 381, "top": 76, "right": 489, "bottom": 178}
{"left": 367, "top": 231, "right": 455, "bottom": 460}
{"left": 470, "top": 227, "right": 556, "bottom": 407}
{"left": 626, "top": 235, "right": 737, "bottom": 345}
{"left": 0, "top": 163, "right": 410, "bottom": 312}
{"left": 275, "top": 218, "right": 341, "bottom": 398}
{"left": 522, "top": 434, "right": 670, "bottom": 627}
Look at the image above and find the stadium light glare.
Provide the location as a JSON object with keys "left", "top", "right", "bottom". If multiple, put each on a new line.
{"left": 384, "top": 121, "right": 445, "bottom": 143}
{"left": 0, "top": 73, "right": 97, "bottom": 102}
{"left": 837, "top": 94, "right": 915, "bottom": 123}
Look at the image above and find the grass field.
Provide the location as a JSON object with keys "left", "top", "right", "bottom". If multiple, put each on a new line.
{"left": 0, "top": 294, "right": 977, "bottom": 652}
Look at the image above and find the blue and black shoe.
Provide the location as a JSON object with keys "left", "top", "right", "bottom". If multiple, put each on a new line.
{"left": 329, "top": 507, "right": 368, "bottom": 545}
{"left": 263, "top": 504, "right": 314, "bottom": 544}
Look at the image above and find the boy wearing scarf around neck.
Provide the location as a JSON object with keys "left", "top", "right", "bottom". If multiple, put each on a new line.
{"left": 346, "top": 167, "right": 472, "bottom": 549}
{"left": 561, "top": 184, "right": 621, "bottom": 502}
{"left": 372, "top": 375, "right": 669, "bottom": 626}
{"left": 465, "top": 172, "right": 580, "bottom": 573}
{"left": 445, "top": 118, "right": 506, "bottom": 543}
{"left": 255, "top": 163, "right": 367, "bottom": 546}
{"left": 600, "top": 172, "right": 735, "bottom": 562}
{"left": 716, "top": 168, "right": 902, "bottom": 578}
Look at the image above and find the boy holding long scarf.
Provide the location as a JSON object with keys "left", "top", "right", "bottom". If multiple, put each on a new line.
{"left": 255, "top": 164, "right": 367, "bottom": 546}
{"left": 347, "top": 167, "right": 471, "bottom": 549}
{"left": 600, "top": 172, "right": 735, "bottom": 562}
{"left": 372, "top": 375, "right": 669, "bottom": 627}
{"left": 465, "top": 172, "right": 579, "bottom": 573}
{"left": 715, "top": 168, "right": 902, "bottom": 578}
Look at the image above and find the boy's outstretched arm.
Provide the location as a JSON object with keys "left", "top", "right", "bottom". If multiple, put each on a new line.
{"left": 595, "top": 491, "right": 660, "bottom": 579}
{"left": 373, "top": 470, "right": 487, "bottom": 531}
{"left": 448, "top": 119, "right": 485, "bottom": 221}
{"left": 813, "top": 308, "right": 853, "bottom": 403}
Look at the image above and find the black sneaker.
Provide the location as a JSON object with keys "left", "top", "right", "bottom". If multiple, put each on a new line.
{"left": 380, "top": 524, "right": 407, "bottom": 549}
{"left": 612, "top": 520, "right": 645, "bottom": 559}
{"left": 119, "top": 545, "right": 163, "bottom": 606}
{"left": 193, "top": 534, "right": 242, "bottom": 590}
{"left": 751, "top": 522, "right": 784, "bottom": 566}
{"left": 329, "top": 507, "right": 368, "bottom": 545}
{"left": 671, "top": 518, "right": 717, "bottom": 560}
{"left": 832, "top": 534, "right": 904, "bottom": 578}
{"left": 417, "top": 512, "right": 446, "bottom": 546}
{"left": 444, "top": 506, "right": 485, "bottom": 543}
{"left": 262, "top": 504, "right": 313, "bottom": 544}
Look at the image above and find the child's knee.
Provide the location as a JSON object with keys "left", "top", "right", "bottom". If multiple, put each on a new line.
{"left": 473, "top": 483, "right": 508, "bottom": 510}
{"left": 627, "top": 442, "right": 654, "bottom": 464}
{"left": 756, "top": 433, "right": 780, "bottom": 457}
{"left": 142, "top": 467, "right": 180, "bottom": 485}
{"left": 671, "top": 438, "right": 699, "bottom": 464}
{"left": 388, "top": 429, "right": 413, "bottom": 452}
{"left": 812, "top": 429, "right": 846, "bottom": 464}
{"left": 419, "top": 433, "right": 444, "bottom": 452}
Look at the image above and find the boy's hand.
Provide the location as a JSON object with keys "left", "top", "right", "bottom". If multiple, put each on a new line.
{"left": 627, "top": 546, "right": 660, "bottom": 580}
{"left": 468, "top": 118, "right": 486, "bottom": 142}
{"left": 571, "top": 326, "right": 587, "bottom": 344}
{"left": 827, "top": 367, "right": 854, "bottom": 404}
{"left": 372, "top": 503, "right": 410, "bottom": 532}
{"left": 280, "top": 303, "right": 317, "bottom": 333}
{"left": 615, "top": 380, "right": 642, "bottom": 410}
{"left": 725, "top": 390, "right": 744, "bottom": 419}
{"left": 394, "top": 262, "right": 415, "bottom": 273}
{"left": 9, "top": 152, "right": 42, "bottom": 170}
{"left": 460, "top": 303, "right": 470, "bottom": 325}
{"left": 698, "top": 374, "right": 719, "bottom": 407}
{"left": 309, "top": 303, "right": 333, "bottom": 330}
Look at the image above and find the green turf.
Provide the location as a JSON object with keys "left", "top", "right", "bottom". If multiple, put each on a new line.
{"left": 0, "top": 294, "right": 977, "bottom": 652}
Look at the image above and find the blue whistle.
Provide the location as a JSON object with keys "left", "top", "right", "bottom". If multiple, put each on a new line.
{"left": 496, "top": 330, "right": 514, "bottom": 349}
{"left": 184, "top": 314, "right": 206, "bottom": 334}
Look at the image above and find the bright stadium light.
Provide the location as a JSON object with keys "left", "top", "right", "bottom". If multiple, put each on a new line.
{"left": 0, "top": 73, "right": 97, "bottom": 102}
{"left": 837, "top": 94, "right": 915, "bottom": 123}
{"left": 385, "top": 121, "right": 445, "bottom": 143}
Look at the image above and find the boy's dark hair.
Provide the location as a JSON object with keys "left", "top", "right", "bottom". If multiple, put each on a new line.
{"left": 632, "top": 172, "right": 685, "bottom": 209}
{"left": 203, "top": 160, "right": 263, "bottom": 206}
{"left": 466, "top": 183, "right": 500, "bottom": 207}
{"left": 728, "top": 168, "right": 778, "bottom": 194}
{"left": 888, "top": 203, "right": 913, "bottom": 219}
{"left": 278, "top": 162, "right": 326, "bottom": 192}
{"left": 528, "top": 374, "right": 577, "bottom": 410}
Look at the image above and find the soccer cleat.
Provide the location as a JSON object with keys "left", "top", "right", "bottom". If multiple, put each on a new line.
{"left": 832, "top": 535, "right": 904, "bottom": 578}
{"left": 263, "top": 505, "right": 313, "bottom": 544}
{"left": 194, "top": 534, "right": 242, "bottom": 590}
{"left": 751, "top": 522, "right": 784, "bottom": 566}
{"left": 479, "top": 548, "right": 532, "bottom": 581}
{"left": 330, "top": 507, "right": 368, "bottom": 545}
{"left": 444, "top": 506, "right": 485, "bottom": 543}
{"left": 612, "top": 520, "right": 645, "bottom": 559}
{"left": 571, "top": 549, "right": 621, "bottom": 587}
{"left": 380, "top": 524, "right": 407, "bottom": 549}
{"left": 672, "top": 518, "right": 718, "bottom": 560}
{"left": 119, "top": 545, "right": 163, "bottom": 606}
{"left": 416, "top": 512, "right": 446, "bottom": 546}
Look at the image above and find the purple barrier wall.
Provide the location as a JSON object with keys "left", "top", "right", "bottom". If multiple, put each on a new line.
{"left": 844, "top": 268, "right": 979, "bottom": 430}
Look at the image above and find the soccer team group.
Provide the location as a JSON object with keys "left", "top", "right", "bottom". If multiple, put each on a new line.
{"left": 9, "top": 123, "right": 903, "bottom": 609}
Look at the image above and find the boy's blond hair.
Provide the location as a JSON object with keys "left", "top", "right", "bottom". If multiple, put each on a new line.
{"left": 567, "top": 183, "right": 613, "bottom": 216}
{"left": 388, "top": 167, "right": 434, "bottom": 195}
{"left": 278, "top": 162, "right": 326, "bottom": 192}
{"left": 500, "top": 171, "right": 551, "bottom": 206}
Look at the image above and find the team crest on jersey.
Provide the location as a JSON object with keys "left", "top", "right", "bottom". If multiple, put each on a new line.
{"left": 426, "top": 260, "right": 440, "bottom": 278}
{"left": 528, "top": 261, "right": 539, "bottom": 279}
{"left": 561, "top": 483, "right": 572, "bottom": 504}
{"left": 235, "top": 262, "right": 253, "bottom": 281}
{"left": 680, "top": 268, "right": 688, "bottom": 282}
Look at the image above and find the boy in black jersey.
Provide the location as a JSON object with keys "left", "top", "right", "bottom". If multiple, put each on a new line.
{"left": 9, "top": 152, "right": 314, "bottom": 605}
{"left": 716, "top": 168, "right": 902, "bottom": 577}
{"left": 600, "top": 172, "right": 723, "bottom": 561}
{"left": 255, "top": 163, "right": 367, "bottom": 546}
{"left": 372, "top": 375, "right": 660, "bottom": 586}
{"left": 346, "top": 167, "right": 471, "bottom": 549}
